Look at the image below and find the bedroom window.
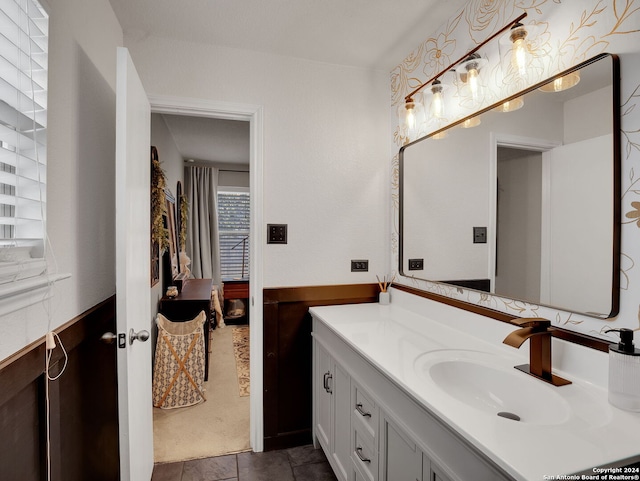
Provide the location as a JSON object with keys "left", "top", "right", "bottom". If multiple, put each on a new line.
{"left": 0, "top": 0, "right": 48, "bottom": 285}
{"left": 218, "top": 190, "right": 250, "bottom": 280}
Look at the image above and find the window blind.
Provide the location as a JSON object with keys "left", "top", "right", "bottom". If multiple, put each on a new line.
{"left": 0, "top": 0, "right": 48, "bottom": 283}
{"left": 218, "top": 191, "right": 250, "bottom": 280}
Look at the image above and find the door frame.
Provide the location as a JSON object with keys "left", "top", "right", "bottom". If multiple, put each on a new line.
{"left": 149, "top": 94, "right": 265, "bottom": 452}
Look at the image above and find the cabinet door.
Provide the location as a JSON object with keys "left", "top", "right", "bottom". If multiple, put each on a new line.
{"left": 332, "top": 361, "right": 351, "bottom": 481}
{"left": 315, "top": 342, "right": 333, "bottom": 451}
{"left": 380, "top": 413, "right": 421, "bottom": 481}
{"left": 422, "top": 454, "right": 452, "bottom": 481}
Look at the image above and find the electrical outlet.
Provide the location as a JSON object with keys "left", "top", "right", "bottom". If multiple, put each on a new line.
{"left": 408, "top": 258, "right": 424, "bottom": 270}
{"left": 351, "top": 260, "right": 368, "bottom": 272}
{"left": 473, "top": 226, "right": 487, "bottom": 244}
{"left": 267, "top": 224, "right": 287, "bottom": 244}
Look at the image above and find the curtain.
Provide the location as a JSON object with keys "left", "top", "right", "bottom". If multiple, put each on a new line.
{"left": 185, "top": 166, "right": 221, "bottom": 284}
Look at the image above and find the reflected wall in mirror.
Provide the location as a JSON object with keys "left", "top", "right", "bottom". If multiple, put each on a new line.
{"left": 399, "top": 54, "right": 620, "bottom": 318}
{"left": 164, "top": 190, "right": 179, "bottom": 278}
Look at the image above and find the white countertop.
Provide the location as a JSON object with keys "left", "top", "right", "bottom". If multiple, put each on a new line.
{"left": 309, "top": 290, "right": 640, "bottom": 481}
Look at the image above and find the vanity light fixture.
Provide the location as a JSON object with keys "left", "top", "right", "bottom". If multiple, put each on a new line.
{"left": 538, "top": 71, "right": 581, "bottom": 92}
{"left": 494, "top": 96, "right": 524, "bottom": 112}
{"left": 398, "top": 12, "right": 527, "bottom": 143}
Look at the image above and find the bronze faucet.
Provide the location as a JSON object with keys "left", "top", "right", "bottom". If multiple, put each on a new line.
{"left": 503, "top": 317, "right": 571, "bottom": 386}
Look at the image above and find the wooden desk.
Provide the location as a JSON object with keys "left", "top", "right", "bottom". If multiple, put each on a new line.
{"left": 159, "top": 278, "right": 212, "bottom": 380}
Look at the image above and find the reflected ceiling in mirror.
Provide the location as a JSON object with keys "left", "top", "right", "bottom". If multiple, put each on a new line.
{"left": 399, "top": 54, "right": 620, "bottom": 319}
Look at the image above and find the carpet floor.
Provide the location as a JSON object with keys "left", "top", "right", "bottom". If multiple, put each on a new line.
{"left": 153, "top": 325, "right": 251, "bottom": 463}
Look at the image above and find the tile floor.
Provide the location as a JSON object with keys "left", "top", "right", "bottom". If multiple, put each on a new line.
{"left": 151, "top": 444, "right": 339, "bottom": 481}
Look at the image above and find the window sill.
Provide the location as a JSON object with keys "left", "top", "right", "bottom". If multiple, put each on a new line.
{"left": 0, "top": 272, "right": 71, "bottom": 317}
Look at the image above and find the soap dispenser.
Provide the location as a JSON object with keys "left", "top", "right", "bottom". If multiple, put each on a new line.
{"left": 605, "top": 328, "right": 640, "bottom": 412}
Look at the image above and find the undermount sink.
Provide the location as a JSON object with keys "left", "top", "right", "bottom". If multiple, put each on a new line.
{"left": 414, "top": 350, "right": 572, "bottom": 425}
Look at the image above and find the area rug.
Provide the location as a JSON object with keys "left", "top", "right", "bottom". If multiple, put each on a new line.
{"left": 232, "top": 325, "right": 250, "bottom": 397}
{"left": 153, "top": 326, "right": 250, "bottom": 463}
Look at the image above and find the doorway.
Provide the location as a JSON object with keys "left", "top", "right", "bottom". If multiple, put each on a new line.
{"left": 495, "top": 146, "right": 543, "bottom": 301}
{"left": 490, "top": 134, "right": 561, "bottom": 304}
{"left": 149, "top": 95, "right": 265, "bottom": 458}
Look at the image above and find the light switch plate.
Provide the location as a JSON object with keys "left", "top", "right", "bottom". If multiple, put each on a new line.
{"left": 408, "top": 258, "right": 424, "bottom": 270}
{"left": 473, "top": 226, "right": 487, "bottom": 244}
{"left": 351, "top": 260, "right": 368, "bottom": 272}
{"left": 267, "top": 224, "right": 287, "bottom": 244}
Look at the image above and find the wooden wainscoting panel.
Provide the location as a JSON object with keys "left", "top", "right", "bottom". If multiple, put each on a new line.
{"left": 263, "top": 283, "right": 378, "bottom": 451}
{"left": 0, "top": 296, "right": 118, "bottom": 481}
{"left": 0, "top": 380, "right": 43, "bottom": 481}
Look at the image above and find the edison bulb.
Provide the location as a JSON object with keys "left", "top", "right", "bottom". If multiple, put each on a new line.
{"left": 462, "top": 116, "right": 481, "bottom": 128}
{"left": 539, "top": 72, "right": 581, "bottom": 92}
{"left": 510, "top": 25, "right": 528, "bottom": 78}
{"left": 405, "top": 103, "right": 416, "bottom": 130}
{"left": 430, "top": 81, "right": 445, "bottom": 118}
{"left": 494, "top": 96, "right": 524, "bottom": 113}
{"left": 397, "top": 98, "right": 425, "bottom": 141}
{"left": 467, "top": 67, "right": 481, "bottom": 100}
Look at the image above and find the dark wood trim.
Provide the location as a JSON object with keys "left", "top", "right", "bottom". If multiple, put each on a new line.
{"left": 393, "top": 284, "right": 610, "bottom": 352}
{"left": 263, "top": 283, "right": 378, "bottom": 451}
{"left": 0, "top": 296, "right": 119, "bottom": 481}
{"left": 264, "top": 283, "right": 379, "bottom": 304}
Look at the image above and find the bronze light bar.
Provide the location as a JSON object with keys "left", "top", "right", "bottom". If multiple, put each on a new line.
{"left": 403, "top": 12, "right": 528, "bottom": 104}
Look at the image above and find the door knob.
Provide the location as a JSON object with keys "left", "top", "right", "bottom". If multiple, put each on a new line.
{"left": 129, "top": 328, "right": 150, "bottom": 345}
{"left": 101, "top": 332, "right": 117, "bottom": 344}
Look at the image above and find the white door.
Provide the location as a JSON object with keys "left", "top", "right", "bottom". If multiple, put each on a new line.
{"left": 115, "top": 46, "right": 154, "bottom": 481}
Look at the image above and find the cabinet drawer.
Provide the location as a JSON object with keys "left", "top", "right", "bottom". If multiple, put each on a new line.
{"left": 353, "top": 458, "right": 374, "bottom": 481}
{"left": 352, "top": 382, "right": 377, "bottom": 438}
{"left": 353, "top": 423, "right": 377, "bottom": 481}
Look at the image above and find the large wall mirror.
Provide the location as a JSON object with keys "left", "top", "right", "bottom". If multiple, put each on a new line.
{"left": 399, "top": 53, "right": 620, "bottom": 319}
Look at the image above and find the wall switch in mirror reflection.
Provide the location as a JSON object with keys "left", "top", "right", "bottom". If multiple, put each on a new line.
{"left": 473, "top": 226, "right": 487, "bottom": 244}
{"left": 409, "top": 259, "right": 424, "bottom": 270}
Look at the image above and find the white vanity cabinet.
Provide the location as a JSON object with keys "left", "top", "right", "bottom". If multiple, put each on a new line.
{"left": 314, "top": 339, "right": 351, "bottom": 481}
{"left": 378, "top": 411, "right": 421, "bottom": 481}
{"left": 312, "top": 314, "right": 512, "bottom": 481}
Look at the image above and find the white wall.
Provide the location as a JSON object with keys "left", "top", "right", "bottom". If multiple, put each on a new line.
{"left": 151, "top": 114, "right": 184, "bottom": 191}
{"left": 219, "top": 170, "right": 250, "bottom": 189}
{"left": 125, "top": 36, "right": 391, "bottom": 288}
{"left": 564, "top": 86, "right": 612, "bottom": 144}
{"left": 0, "top": 0, "right": 123, "bottom": 361}
{"left": 150, "top": 113, "right": 185, "bottom": 312}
